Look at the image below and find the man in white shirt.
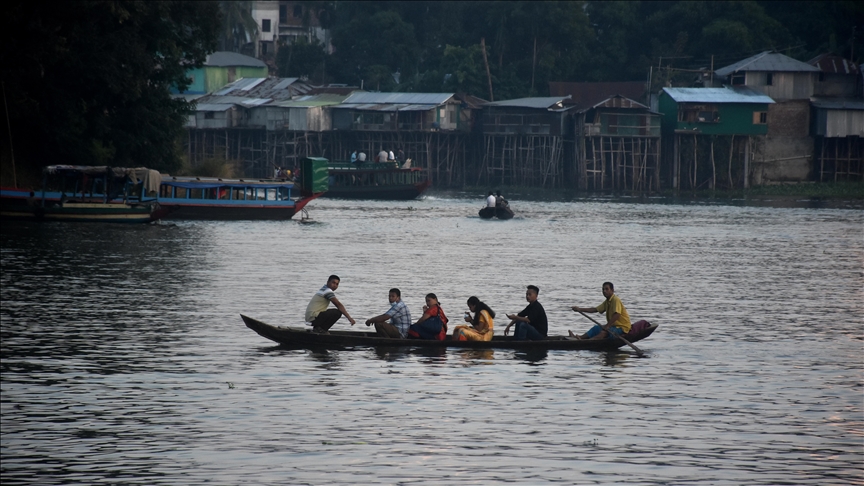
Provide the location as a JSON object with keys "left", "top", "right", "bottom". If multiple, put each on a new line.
{"left": 378, "top": 149, "right": 388, "bottom": 163}
{"left": 486, "top": 192, "right": 497, "bottom": 208}
{"left": 304, "top": 275, "right": 356, "bottom": 334}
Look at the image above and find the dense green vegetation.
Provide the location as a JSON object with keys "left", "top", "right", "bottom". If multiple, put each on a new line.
{"left": 1, "top": 1, "right": 220, "bottom": 182}
{"left": 287, "top": 1, "right": 862, "bottom": 98}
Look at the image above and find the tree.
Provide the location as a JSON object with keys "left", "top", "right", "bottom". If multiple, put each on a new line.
{"left": 0, "top": 1, "right": 220, "bottom": 180}
{"left": 218, "top": 1, "right": 258, "bottom": 52}
{"left": 277, "top": 37, "right": 328, "bottom": 83}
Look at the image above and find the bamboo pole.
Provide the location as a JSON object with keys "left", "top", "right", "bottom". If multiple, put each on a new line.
{"left": 728, "top": 134, "right": 735, "bottom": 189}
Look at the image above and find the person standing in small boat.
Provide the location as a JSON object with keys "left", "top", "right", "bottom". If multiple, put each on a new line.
{"left": 504, "top": 285, "right": 548, "bottom": 340}
{"left": 453, "top": 296, "right": 494, "bottom": 341}
{"left": 304, "top": 275, "right": 356, "bottom": 334}
{"left": 365, "top": 288, "right": 412, "bottom": 338}
{"left": 569, "top": 282, "right": 631, "bottom": 340}
{"left": 407, "top": 293, "right": 448, "bottom": 340}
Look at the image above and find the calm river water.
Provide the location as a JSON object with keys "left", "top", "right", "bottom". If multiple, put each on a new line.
{"left": 1, "top": 193, "right": 862, "bottom": 485}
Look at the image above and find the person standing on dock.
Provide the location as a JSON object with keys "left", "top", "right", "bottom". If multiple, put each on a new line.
{"left": 378, "top": 148, "right": 388, "bottom": 163}
{"left": 305, "top": 275, "right": 356, "bottom": 334}
{"left": 504, "top": 285, "right": 548, "bottom": 340}
{"left": 569, "top": 282, "right": 631, "bottom": 340}
{"left": 365, "top": 288, "right": 412, "bottom": 338}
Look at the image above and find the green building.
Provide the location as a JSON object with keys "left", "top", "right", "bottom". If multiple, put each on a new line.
{"left": 179, "top": 51, "right": 268, "bottom": 95}
{"left": 658, "top": 87, "right": 774, "bottom": 136}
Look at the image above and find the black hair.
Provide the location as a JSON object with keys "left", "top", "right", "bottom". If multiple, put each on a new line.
{"left": 466, "top": 296, "right": 495, "bottom": 326}
{"left": 328, "top": 275, "right": 340, "bottom": 283}
{"left": 527, "top": 285, "right": 539, "bottom": 294}
{"left": 603, "top": 281, "right": 614, "bottom": 291}
{"left": 425, "top": 293, "right": 438, "bottom": 301}
{"left": 389, "top": 288, "right": 401, "bottom": 297}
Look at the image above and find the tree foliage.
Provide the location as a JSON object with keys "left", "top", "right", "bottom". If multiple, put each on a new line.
{"left": 1, "top": 1, "right": 220, "bottom": 179}
{"left": 303, "top": 0, "right": 862, "bottom": 98}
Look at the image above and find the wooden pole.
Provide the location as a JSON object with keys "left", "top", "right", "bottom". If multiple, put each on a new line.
{"left": 744, "top": 136, "right": 750, "bottom": 189}
{"left": 728, "top": 134, "right": 735, "bottom": 189}
{"left": 481, "top": 38, "right": 494, "bottom": 102}
{"left": 710, "top": 138, "right": 716, "bottom": 190}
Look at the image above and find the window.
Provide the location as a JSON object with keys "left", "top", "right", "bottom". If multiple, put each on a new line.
{"left": 262, "top": 19, "right": 271, "bottom": 32}
{"left": 753, "top": 111, "right": 768, "bottom": 125}
{"left": 294, "top": 5, "right": 302, "bottom": 17}
{"left": 766, "top": 73, "right": 773, "bottom": 86}
{"left": 731, "top": 72, "right": 745, "bottom": 85}
{"left": 205, "top": 112, "right": 215, "bottom": 119}
{"left": 279, "top": 5, "right": 287, "bottom": 23}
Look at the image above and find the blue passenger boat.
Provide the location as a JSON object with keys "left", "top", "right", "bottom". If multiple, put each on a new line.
{"left": 157, "top": 157, "right": 328, "bottom": 220}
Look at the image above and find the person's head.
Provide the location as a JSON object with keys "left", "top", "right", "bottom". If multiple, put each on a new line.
{"left": 526, "top": 285, "right": 539, "bottom": 302}
{"left": 467, "top": 295, "right": 479, "bottom": 311}
{"left": 425, "top": 293, "right": 439, "bottom": 306}
{"left": 602, "top": 282, "right": 614, "bottom": 299}
{"left": 389, "top": 288, "right": 401, "bottom": 303}
{"left": 326, "top": 275, "right": 340, "bottom": 290}
{"left": 496, "top": 191, "right": 501, "bottom": 197}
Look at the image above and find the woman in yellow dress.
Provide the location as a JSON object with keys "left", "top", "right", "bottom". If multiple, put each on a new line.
{"left": 453, "top": 296, "right": 494, "bottom": 341}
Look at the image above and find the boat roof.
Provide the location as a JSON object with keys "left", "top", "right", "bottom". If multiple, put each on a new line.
{"left": 161, "top": 176, "right": 295, "bottom": 189}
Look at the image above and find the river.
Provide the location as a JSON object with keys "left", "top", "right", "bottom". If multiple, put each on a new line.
{"left": 1, "top": 193, "right": 862, "bottom": 485}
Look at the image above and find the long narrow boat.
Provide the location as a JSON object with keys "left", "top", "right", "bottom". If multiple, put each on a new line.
{"left": 157, "top": 177, "right": 322, "bottom": 220}
{"left": 241, "top": 314, "right": 657, "bottom": 351}
{"left": 0, "top": 165, "right": 170, "bottom": 223}
{"left": 323, "top": 160, "right": 431, "bottom": 200}
{"left": 156, "top": 157, "right": 328, "bottom": 220}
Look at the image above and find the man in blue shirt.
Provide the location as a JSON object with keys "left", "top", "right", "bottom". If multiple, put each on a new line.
{"left": 365, "top": 288, "right": 412, "bottom": 338}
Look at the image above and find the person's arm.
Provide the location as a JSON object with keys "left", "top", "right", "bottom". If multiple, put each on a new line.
{"left": 365, "top": 313, "right": 390, "bottom": 326}
{"left": 330, "top": 297, "right": 356, "bottom": 325}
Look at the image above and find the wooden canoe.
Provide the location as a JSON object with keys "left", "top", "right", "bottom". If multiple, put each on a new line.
{"left": 241, "top": 314, "right": 657, "bottom": 351}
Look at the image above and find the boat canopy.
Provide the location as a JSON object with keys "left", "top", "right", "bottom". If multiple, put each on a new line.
{"left": 44, "top": 165, "right": 162, "bottom": 193}
{"left": 161, "top": 177, "right": 295, "bottom": 190}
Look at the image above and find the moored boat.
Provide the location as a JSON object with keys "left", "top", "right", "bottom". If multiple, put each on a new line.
{"left": 322, "top": 159, "right": 431, "bottom": 200}
{"left": 241, "top": 314, "right": 656, "bottom": 351}
{"left": 157, "top": 157, "right": 328, "bottom": 220}
{"left": 0, "top": 165, "right": 169, "bottom": 223}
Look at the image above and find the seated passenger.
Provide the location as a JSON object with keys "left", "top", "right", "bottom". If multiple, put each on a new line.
{"left": 408, "top": 293, "right": 448, "bottom": 340}
{"left": 453, "top": 296, "right": 494, "bottom": 341}
{"left": 365, "top": 288, "right": 412, "bottom": 338}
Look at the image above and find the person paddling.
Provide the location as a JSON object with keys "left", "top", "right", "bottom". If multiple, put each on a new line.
{"left": 569, "top": 282, "right": 631, "bottom": 340}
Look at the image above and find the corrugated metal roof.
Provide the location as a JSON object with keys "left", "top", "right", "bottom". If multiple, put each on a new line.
{"left": 808, "top": 54, "right": 860, "bottom": 74}
{"left": 810, "top": 98, "right": 864, "bottom": 110}
{"left": 715, "top": 51, "right": 819, "bottom": 76}
{"left": 483, "top": 96, "right": 571, "bottom": 109}
{"left": 195, "top": 103, "right": 235, "bottom": 112}
{"left": 205, "top": 51, "right": 267, "bottom": 68}
{"left": 662, "top": 87, "right": 775, "bottom": 104}
{"left": 273, "top": 78, "right": 300, "bottom": 90}
{"left": 272, "top": 94, "right": 348, "bottom": 107}
{"left": 342, "top": 92, "right": 454, "bottom": 105}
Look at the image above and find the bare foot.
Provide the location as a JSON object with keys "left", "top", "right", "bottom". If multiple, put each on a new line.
{"left": 568, "top": 330, "right": 582, "bottom": 339}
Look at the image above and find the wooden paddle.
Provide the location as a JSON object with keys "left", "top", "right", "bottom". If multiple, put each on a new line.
{"left": 574, "top": 310, "right": 644, "bottom": 357}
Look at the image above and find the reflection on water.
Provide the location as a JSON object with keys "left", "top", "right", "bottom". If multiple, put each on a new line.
{"left": 1, "top": 197, "right": 862, "bottom": 485}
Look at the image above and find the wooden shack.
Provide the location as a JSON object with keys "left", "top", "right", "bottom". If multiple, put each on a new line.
{"left": 477, "top": 97, "right": 571, "bottom": 187}
{"left": 811, "top": 99, "right": 863, "bottom": 181}
{"left": 658, "top": 87, "right": 774, "bottom": 189}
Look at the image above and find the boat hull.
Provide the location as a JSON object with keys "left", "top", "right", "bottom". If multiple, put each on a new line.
{"left": 322, "top": 179, "right": 431, "bottom": 200}
{"left": 242, "top": 314, "right": 656, "bottom": 351}
{"left": 479, "top": 206, "right": 515, "bottom": 220}
{"left": 1, "top": 188, "right": 165, "bottom": 223}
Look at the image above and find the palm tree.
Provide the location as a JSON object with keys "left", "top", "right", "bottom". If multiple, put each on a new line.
{"left": 219, "top": 1, "right": 258, "bottom": 52}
